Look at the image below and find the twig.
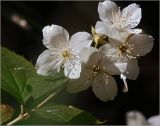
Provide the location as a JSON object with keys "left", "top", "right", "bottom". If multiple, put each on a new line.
{"left": 32, "top": 89, "right": 61, "bottom": 111}
{"left": 6, "top": 89, "right": 61, "bottom": 125}
{"left": 6, "top": 113, "right": 29, "bottom": 126}
{"left": 6, "top": 105, "right": 29, "bottom": 126}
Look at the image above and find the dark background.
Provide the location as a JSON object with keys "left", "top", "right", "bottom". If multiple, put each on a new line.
{"left": 1, "top": 1, "right": 159, "bottom": 125}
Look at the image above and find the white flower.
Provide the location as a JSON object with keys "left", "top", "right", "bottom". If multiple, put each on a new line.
{"left": 126, "top": 111, "right": 160, "bottom": 126}
{"left": 36, "top": 24, "right": 92, "bottom": 79}
{"left": 148, "top": 115, "right": 160, "bottom": 126}
{"left": 100, "top": 34, "right": 154, "bottom": 91}
{"left": 96, "top": 0, "right": 142, "bottom": 42}
{"left": 67, "top": 47, "right": 127, "bottom": 102}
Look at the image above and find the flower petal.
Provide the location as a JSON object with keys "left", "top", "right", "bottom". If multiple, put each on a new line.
{"left": 108, "top": 37, "right": 122, "bottom": 47}
{"left": 92, "top": 73, "right": 118, "bottom": 102}
{"left": 80, "top": 47, "right": 98, "bottom": 64}
{"left": 69, "top": 32, "right": 92, "bottom": 52}
{"left": 42, "top": 25, "right": 69, "bottom": 49}
{"left": 100, "top": 44, "right": 127, "bottom": 74}
{"left": 129, "top": 34, "right": 154, "bottom": 56}
{"left": 126, "top": 28, "right": 142, "bottom": 34}
{"left": 67, "top": 64, "right": 91, "bottom": 93}
{"left": 122, "top": 3, "right": 142, "bottom": 28}
{"left": 64, "top": 59, "right": 81, "bottom": 79}
{"left": 87, "top": 51, "right": 102, "bottom": 67}
{"left": 95, "top": 21, "right": 130, "bottom": 42}
{"left": 148, "top": 115, "right": 160, "bottom": 126}
{"left": 36, "top": 50, "right": 63, "bottom": 76}
{"left": 123, "top": 59, "right": 139, "bottom": 80}
{"left": 67, "top": 78, "right": 90, "bottom": 93}
{"left": 126, "top": 111, "right": 148, "bottom": 126}
{"left": 98, "top": 0, "right": 118, "bottom": 23}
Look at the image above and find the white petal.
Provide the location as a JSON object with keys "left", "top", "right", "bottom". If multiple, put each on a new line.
{"left": 92, "top": 73, "right": 118, "bottom": 102}
{"left": 99, "top": 44, "right": 119, "bottom": 61}
{"left": 64, "top": 59, "right": 81, "bottom": 79}
{"left": 122, "top": 3, "right": 142, "bottom": 28}
{"left": 69, "top": 32, "right": 92, "bottom": 52}
{"left": 67, "top": 64, "right": 91, "bottom": 93}
{"left": 67, "top": 78, "right": 90, "bottom": 93}
{"left": 36, "top": 50, "right": 63, "bottom": 76}
{"left": 129, "top": 34, "right": 154, "bottom": 56}
{"left": 42, "top": 25, "right": 69, "bottom": 49}
{"left": 87, "top": 51, "right": 102, "bottom": 67}
{"left": 98, "top": 0, "right": 118, "bottom": 23}
{"left": 95, "top": 21, "right": 130, "bottom": 42}
{"left": 108, "top": 37, "right": 122, "bottom": 47}
{"left": 100, "top": 44, "right": 127, "bottom": 74}
{"left": 80, "top": 47, "right": 98, "bottom": 64}
{"left": 101, "top": 57, "right": 122, "bottom": 75}
{"left": 123, "top": 59, "right": 139, "bottom": 80}
{"left": 126, "top": 28, "right": 142, "bottom": 34}
{"left": 126, "top": 111, "right": 148, "bottom": 126}
{"left": 148, "top": 115, "right": 160, "bottom": 126}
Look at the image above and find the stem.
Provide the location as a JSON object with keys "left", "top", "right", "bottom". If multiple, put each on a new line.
{"left": 6, "top": 113, "right": 29, "bottom": 126}
{"left": 120, "top": 74, "right": 128, "bottom": 93}
{"left": 7, "top": 105, "right": 29, "bottom": 126}
{"left": 95, "top": 42, "right": 98, "bottom": 48}
{"left": 6, "top": 89, "right": 61, "bottom": 125}
{"left": 32, "top": 89, "right": 61, "bottom": 111}
{"left": 122, "top": 78, "right": 128, "bottom": 93}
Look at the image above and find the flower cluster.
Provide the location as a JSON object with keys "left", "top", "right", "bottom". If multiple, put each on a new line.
{"left": 36, "top": 0, "right": 154, "bottom": 102}
{"left": 126, "top": 111, "right": 160, "bottom": 126}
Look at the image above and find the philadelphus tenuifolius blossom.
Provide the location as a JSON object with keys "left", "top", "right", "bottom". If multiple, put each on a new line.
{"left": 67, "top": 47, "right": 127, "bottom": 102}
{"left": 36, "top": 0, "right": 154, "bottom": 102}
{"left": 100, "top": 34, "right": 154, "bottom": 92}
{"left": 91, "top": 0, "right": 154, "bottom": 93}
{"left": 126, "top": 111, "right": 160, "bottom": 126}
{"left": 36, "top": 25, "right": 92, "bottom": 79}
{"left": 105, "top": 35, "right": 154, "bottom": 79}
{"left": 96, "top": 0, "right": 142, "bottom": 42}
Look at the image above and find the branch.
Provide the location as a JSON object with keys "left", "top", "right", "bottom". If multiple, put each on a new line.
{"left": 6, "top": 105, "right": 29, "bottom": 126}
{"left": 32, "top": 89, "right": 61, "bottom": 111}
{"left": 6, "top": 113, "right": 29, "bottom": 126}
{"left": 6, "top": 89, "right": 61, "bottom": 125}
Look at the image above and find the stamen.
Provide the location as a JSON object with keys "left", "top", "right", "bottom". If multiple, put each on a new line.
{"left": 62, "top": 50, "right": 70, "bottom": 58}
{"left": 117, "top": 41, "right": 136, "bottom": 61}
{"left": 120, "top": 74, "right": 128, "bottom": 93}
{"left": 118, "top": 7, "right": 121, "bottom": 19}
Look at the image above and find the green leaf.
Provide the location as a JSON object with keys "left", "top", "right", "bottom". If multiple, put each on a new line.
{"left": 1, "top": 47, "right": 36, "bottom": 77}
{"left": 34, "top": 104, "right": 97, "bottom": 124}
{"left": 1, "top": 47, "right": 36, "bottom": 103}
{"left": 1, "top": 47, "right": 68, "bottom": 104}
{"left": 27, "top": 72, "right": 68, "bottom": 100}
{"left": 96, "top": 119, "right": 107, "bottom": 124}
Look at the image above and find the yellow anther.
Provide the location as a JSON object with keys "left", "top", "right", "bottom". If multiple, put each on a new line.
{"left": 62, "top": 50, "right": 70, "bottom": 60}
{"left": 92, "top": 65, "right": 100, "bottom": 74}
{"left": 118, "top": 45, "right": 127, "bottom": 53}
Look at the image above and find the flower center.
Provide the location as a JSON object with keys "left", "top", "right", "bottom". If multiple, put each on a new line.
{"left": 87, "top": 65, "right": 101, "bottom": 79}
{"left": 62, "top": 50, "right": 71, "bottom": 60}
{"left": 117, "top": 42, "right": 136, "bottom": 61}
{"left": 92, "top": 65, "right": 100, "bottom": 75}
{"left": 118, "top": 45, "right": 127, "bottom": 53}
{"left": 112, "top": 8, "right": 127, "bottom": 29}
{"left": 86, "top": 65, "right": 101, "bottom": 85}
